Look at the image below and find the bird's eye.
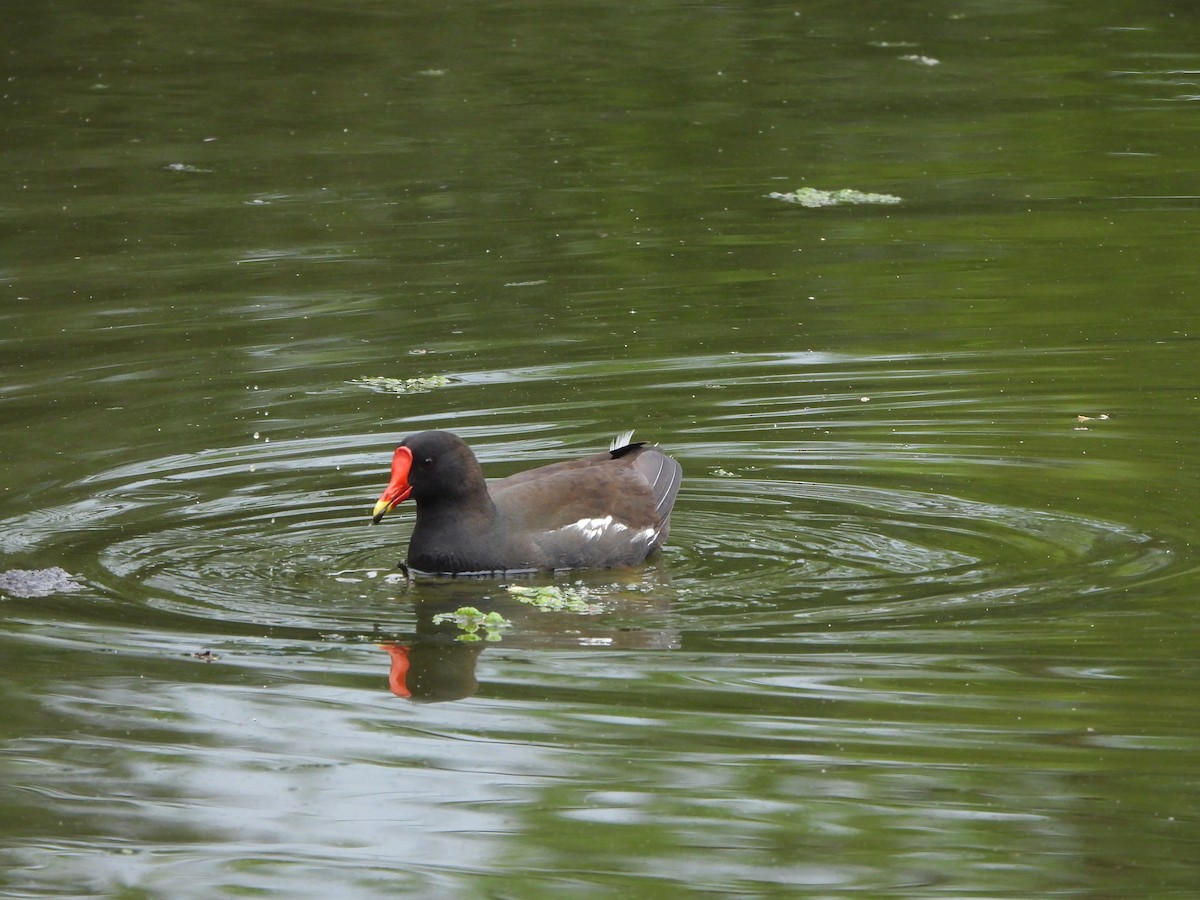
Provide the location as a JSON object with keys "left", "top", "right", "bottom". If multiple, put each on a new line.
{"left": 420, "top": 456, "right": 435, "bottom": 469}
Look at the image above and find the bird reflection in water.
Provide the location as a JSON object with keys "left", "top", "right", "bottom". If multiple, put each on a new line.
{"left": 375, "top": 584, "right": 680, "bottom": 703}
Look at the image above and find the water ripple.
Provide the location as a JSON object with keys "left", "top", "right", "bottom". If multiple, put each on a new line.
{"left": 0, "top": 351, "right": 1182, "bottom": 652}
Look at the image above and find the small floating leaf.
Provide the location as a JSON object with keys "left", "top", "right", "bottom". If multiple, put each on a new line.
{"left": 767, "top": 187, "right": 902, "bottom": 208}
{"left": 432, "top": 606, "right": 510, "bottom": 641}
{"left": 1074, "top": 412, "right": 1110, "bottom": 431}
{"left": 506, "top": 584, "right": 601, "bottom": 614}
{"left": 350, "top": 374, "right": 453, "bottom": 395}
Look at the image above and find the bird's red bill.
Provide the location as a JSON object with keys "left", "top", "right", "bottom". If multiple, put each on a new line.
{"left": 372, "top": 445, "right": 414, "bottom": 523}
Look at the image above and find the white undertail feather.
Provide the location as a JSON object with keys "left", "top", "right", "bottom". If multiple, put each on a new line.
{"left": 609, "top": 430, "right": 635, "bottom": 451}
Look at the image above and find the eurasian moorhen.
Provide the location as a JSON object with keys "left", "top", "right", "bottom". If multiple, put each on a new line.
{"left": 372, "top": 430, "right": 682, "bottom": 574}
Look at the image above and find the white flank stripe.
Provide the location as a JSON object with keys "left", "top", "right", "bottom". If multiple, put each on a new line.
{"left": 570, "top": 515, "right": 621, "bottom": 540}
{"left": 633, "top": 527, "right": 658, "bottom": 544}
{"left": 565, "top": 517, "right": 658, "bottom": 545}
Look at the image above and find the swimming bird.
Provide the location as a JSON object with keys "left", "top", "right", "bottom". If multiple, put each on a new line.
{"left": 372, "top": 430, "right": 682, "bottom": 574}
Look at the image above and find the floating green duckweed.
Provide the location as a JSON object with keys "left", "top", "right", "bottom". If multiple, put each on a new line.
{"left": 349, "top": 374, "right": 452, "bottom": 395}
{"left": 506, "top": 584, "right": 601, "bottom": 614}
{"left": 432, "top": 606, "right": 509, "bottom": 641}
{"left": 767, "top": 187, "right": 902, "bottom": 208}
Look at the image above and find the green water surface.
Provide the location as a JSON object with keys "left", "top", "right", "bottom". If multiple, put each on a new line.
{"left": 3, "top": 1, "right": 1200, "bottom": 896}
